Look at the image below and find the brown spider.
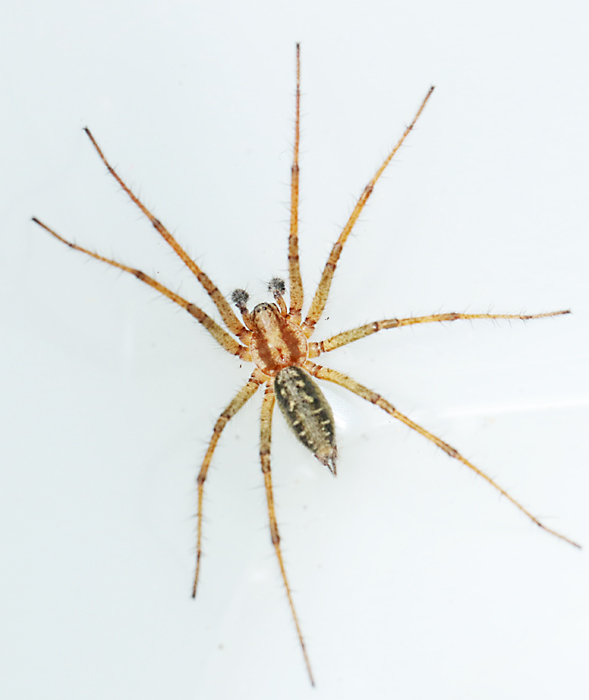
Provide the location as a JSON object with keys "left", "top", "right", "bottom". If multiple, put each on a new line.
{"left": 33, "top": 45, "right": 579, "bottom": 686}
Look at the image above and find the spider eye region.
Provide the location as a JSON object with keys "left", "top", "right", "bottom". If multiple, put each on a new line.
{"left": 249, "top": 303, "right": 309, "bottom": 376}
{"left": 274, "top": 366, "right": 337, "bottom": 474}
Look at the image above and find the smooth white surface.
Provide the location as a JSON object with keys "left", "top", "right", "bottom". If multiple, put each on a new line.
{"left": 2, "top": 1, "right": 589, "bottom": 698}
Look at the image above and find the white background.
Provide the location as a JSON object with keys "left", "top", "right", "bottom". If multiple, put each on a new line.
{"left": 2, "top": 1, "right": 588, "bottom": 698}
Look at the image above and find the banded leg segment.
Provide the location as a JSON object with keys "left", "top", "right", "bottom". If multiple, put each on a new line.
{"left": 193, "top": 372, "right": 264, "bottom": 598}
{"left": 309, "top": 309, "right": 571, "bottom": 357}
{"left": 82, "top": 128, "right": 247, "bottom": 339}
{"left": 260, "top": 385, "right": 315, "bottom": 686}
{"left": 32, "top": 218, "right": 246, "bottom": 357}
{"left": 303, "top": 86, "right": 435, "bottom": 333}
{"left": 288, "top": 43, "right": 304, "bottom": 321}
{"left": 307, "top": 362, "right": 581, "bottom": 550}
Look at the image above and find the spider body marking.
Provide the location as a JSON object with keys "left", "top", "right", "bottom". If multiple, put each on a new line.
{"left": 240, "top": 299, "right": 309, "bottom": 374}
{"left": 274, "top": 365, "right": 338, "bottom": 474}
{"left": 32, "top": 44, "right": 579, "bottom": 687}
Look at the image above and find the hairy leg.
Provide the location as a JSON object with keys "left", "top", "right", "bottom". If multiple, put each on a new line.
{"left": 260, "top": 384, "right": 315, "bottom": 686}
{"left": 32, "top": 218, "right": 247, "bottom": 358}
{"left": 309, "top": 310, "right": 571, "bottom": 356}
{"left": 303, "top": 86, "right": 435, "bottom": 334}
{"left": 82, "top": 128, "right": 247, "bottom": 339}
{"left": 193, "top": 372, "right": 264, "bottom": 597}
{"left": 307, "top": 361, "right": 580, "bottom": 549}
{"left": 288, "top": 44, "right": 304, "bottom": 322}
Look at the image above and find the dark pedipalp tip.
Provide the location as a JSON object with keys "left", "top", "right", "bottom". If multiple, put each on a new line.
{"left": 268, "top": 277, "right": 286, "bottom": 297}
{"left": 231, "top": 288, "right": 249, "bottom": 309}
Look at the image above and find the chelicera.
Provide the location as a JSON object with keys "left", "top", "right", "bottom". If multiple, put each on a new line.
{"left": 33, "top": 45, "right": 579, "bottom": 686}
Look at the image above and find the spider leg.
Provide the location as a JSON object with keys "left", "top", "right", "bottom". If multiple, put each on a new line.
{"left": 82, "top": 128, "right": 248, "bottom": 340}
{"left": 303, "top": 86, "right": 435, "bottom": 334}
{"left": 306, "top": 361, "right": 581, "bottom": 550}
{"left": 310, "top": 309, "right": 571, "bottom": 356}
{"left": 32, "top": 218, "right": 247, "bottom": 358}
{"left": 193, "top": 371, "right": 264, "bottom": 598}
{"left": 288, "top": 43, "right": 304, "bottom": 322}
{"left": 260, "top": 383, "right": 315, "bottom": 686}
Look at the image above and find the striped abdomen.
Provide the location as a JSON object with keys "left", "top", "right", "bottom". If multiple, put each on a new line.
{"left": 274, "top": 366, "right": 337, "bottom": 474}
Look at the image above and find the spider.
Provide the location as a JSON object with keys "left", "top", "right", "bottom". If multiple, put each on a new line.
{"left": 33, "top": 45, "right": 579, "bottom": 686}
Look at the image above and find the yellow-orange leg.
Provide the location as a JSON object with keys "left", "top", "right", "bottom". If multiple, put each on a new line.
{"left": 32, "top": 218, "right": 247, "bottom": 358}
{"left": 303, "top": 86, "right": 435, "bottom": 334}
{"left": 193, "top": 371, "right": 264, "bottom": 598}
{"left": 307, "top": 361, "right": 581, "bottom": 550}
{"left": 82, "top": 128, "right": 247, "bottom": 340}
{"left": 288, "top": 43, "right": 304, "bottom": 322}
{"left": 260, "top": 384, "right": 315, "bottom": 686}
{"left": 309, "top": 310, "right": 571, "bottom": 357}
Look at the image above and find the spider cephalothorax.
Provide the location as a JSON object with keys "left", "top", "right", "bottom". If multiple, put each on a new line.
{"left": 232, "top": 286, "right": 309, "bottom": 375}
{"left": 33, "top": 44, "right": 578, "bottom": 686}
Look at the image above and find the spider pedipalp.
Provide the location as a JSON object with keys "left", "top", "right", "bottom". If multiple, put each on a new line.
{"left": 268, "top": 277, "right": 288, "bottom": 315}
{"left": 230, "top": 287, "right": 250, "bottom": 311}
{"left": 268, "top": 276, "right": 286, "bottom": 298}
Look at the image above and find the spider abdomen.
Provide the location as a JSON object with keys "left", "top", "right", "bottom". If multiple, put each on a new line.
{"left": 274, "top": 366, "right": 337, "bottom": 474}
